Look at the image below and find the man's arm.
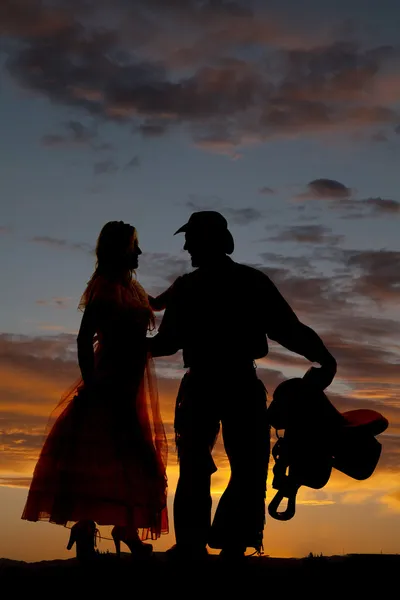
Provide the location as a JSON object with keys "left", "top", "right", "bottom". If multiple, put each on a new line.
{"left": 148, "top": 283, "right": 175, "bottom": 312}
{"left": 148, "top": 279, "right": 182, "bottom": 357}
{"left": 262, "top": 275, "right": 337, "bottom": 380}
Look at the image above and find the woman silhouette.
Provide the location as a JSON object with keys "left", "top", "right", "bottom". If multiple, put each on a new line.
{"left": 22, "top": 221, "right": 168, "bottom": 558}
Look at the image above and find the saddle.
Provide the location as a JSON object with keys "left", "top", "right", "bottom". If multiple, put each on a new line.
{"left": 267, "top": 368, "right": 389, "bottom": 521}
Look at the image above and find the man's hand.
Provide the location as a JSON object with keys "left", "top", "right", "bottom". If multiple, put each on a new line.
{"left": 303, "top": 353, "right": 337, "bottom": 390}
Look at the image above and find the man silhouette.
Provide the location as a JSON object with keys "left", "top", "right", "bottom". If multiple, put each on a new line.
{"left": 149, "top": 211, "right": 337, "bottom": 559}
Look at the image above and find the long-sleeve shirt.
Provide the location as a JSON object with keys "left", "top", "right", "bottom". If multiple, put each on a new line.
{"left": 149, "top": 256, "right": 335, "bottom": 370}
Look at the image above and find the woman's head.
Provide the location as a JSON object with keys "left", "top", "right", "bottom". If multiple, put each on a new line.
{"left": 95, "top": 221, "right": 142, "bottom": 278}
{"left": 79, "top": 221, "right": 145, "bottom": 310}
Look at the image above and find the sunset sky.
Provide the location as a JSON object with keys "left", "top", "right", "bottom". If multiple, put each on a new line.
{"left": 1, "top": 0, "right": 400, "bottom": 562}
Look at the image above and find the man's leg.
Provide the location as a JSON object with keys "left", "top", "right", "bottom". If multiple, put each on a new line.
{"left": 208, "top": 372, "right": 270, "bottom": 554}
{"left": 173, "top": 452, "right": 213, "bottom": 550}
{"left": 172, "top": 372, "right": 220, "bottom": 553}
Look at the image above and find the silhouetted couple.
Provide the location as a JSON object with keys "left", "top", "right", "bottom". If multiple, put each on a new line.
{"left": 21, "top": 211, "right": 336, "bottom": 561}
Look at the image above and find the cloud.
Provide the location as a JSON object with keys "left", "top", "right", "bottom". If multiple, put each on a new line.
{"left": 0, "top": 331, "right": 184, "bottom": 481}
{"left": 4, "top": 3, "right": 400, "bottom": 153}
{"left": 269, "top": 224, "right": 343, "bottom": 245}
{"left": 123, "top": 155, "right": 141, "bottom": 170}
{"left": 138, "top": 122, "right": 168, "bottom": 137}
{"left": 258, "top": 244, "right": 400, "bottom": 321}
{"left": 1, "top": 278, "right": 400, "bottom": 484}
{"left": 298, "top": 179, "right": 353, "bottom": 200}
{"left": 139, "top": 252, "right": 191, "bottom": 289}
{"left": 41, "top": 120, "right": 102, "bottom": 148}
{"left": 315, "top": 331, "right": 400, "bottom": 388}
{"left": 0, "top": 334, "right": 79, "bottom": 447}
{"left": 295, "top": 179, "right": 400, "bottom": 217}
{"left": 35, "top": 297, "right": 71, "bottom": 309}
{"left": 31, "top": 236, "right": 93, "bottom": 253}
{"left": 67, "top": 120, "right": 96, "bottom": 143}
{"left": 253, "top": 260, "right": 351, "bottom": 319}
{"left": 94, "top": 142, "right": 114, "bottom": 152}
{"left": 359, "top": 197, "right": 400, "bottom": 215}
{"left": 0, "top": 0, "right": 73, "bottom": 38}
{"left": 186, "top": 194, "right": 224, "bottom": 211}
{"left": 371, "top": 131, "right": 388, "bottom": 143}
{"left": 343, "top": 249, "right": 400, "bottom": 304}
{"left": 259, "top": 187, "right": 275, "bottom": 195}
{"left": 252, "top": 249, "right": 400, "bottom": 421}
{"left": 329, "top": 196, "right": 400, "bottom": 219}
{"left": 31, "top": 236, "right": 67, "bottom": 248}
{"left": 86, "top": 185, "right": 104, "bottom": 194}
{"left": 258, "top": 327, "right": 400, "bottom": 437}
{"left": 193, "top": 137, "right": 243, "bottom": 159}
{"left": 4, "top": 321, "right": 398, "bottom": 483}
{"left": 0, "top": 227, "right": 13, "bottom": 234}
{"left": 37, "top": 324, "right": 74, "bottom": 332}
{"left": 41, "top": 134, "right": 66, "bottom": 147}
{"left": 93, "top": 159, "right": 119, "bottom": 175}
{"left": 223, "top": 207, "right": 263, "bottom": 225}
{"left": 259, "top": 251, "right": 315, "bottom": 273}
{"left": 185, "top": 198, "right": 262, "bottom": 225}
{"left": 0, "top": 333, "right": 84, "bottom": 477}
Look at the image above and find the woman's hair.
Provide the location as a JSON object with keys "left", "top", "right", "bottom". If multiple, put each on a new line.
{"left": 95, "top": 220, "right": 137, "bottom": 277}
{"left": 79, "top": 221, "right": 138, "bottom": 310}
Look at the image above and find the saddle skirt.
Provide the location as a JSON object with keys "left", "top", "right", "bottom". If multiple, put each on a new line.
{"left": 267, "top": 376, "right": 389, "bottom": 521}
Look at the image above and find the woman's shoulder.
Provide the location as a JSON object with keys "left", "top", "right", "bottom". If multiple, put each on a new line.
{"left": 80, "top": 275, "right": 152, "bottom": 313}
{"left": 80, "top": 276, "right": 127, "bottom": 309}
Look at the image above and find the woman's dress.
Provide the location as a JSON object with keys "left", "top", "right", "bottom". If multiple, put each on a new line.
{"left": 21, "top": 277, "right": 168, "bottom": 540}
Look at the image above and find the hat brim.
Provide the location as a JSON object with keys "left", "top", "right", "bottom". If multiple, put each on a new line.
{"left": 173, "top": 223, "right": 234, "bottom": 254}
{"left": 174, "top": 224, "right": 188, "bottom": 235}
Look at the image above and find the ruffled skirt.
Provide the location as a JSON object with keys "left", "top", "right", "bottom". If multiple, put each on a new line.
{"left": 22, "top": 360, "right": 168, "bottom": 540}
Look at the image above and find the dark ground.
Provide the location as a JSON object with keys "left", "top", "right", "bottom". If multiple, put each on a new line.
{"left": 1, "top": 552, "right": 398, "bottom": 595}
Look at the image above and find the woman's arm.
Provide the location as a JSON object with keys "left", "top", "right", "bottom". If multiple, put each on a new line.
{"left": 77, "top": 304, "right": 97, "bottom": 386}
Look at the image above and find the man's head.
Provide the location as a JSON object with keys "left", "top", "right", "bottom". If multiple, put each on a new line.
{"left": 174, "top": 211, "right": 234, "bottom": 267}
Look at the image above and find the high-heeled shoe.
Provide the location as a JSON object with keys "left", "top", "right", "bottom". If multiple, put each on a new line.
{"left": 67, "top": 520, "right": 100, "bottom": 561}
{"left": 111, "top": 526, "right": 153, "bottom": 559}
